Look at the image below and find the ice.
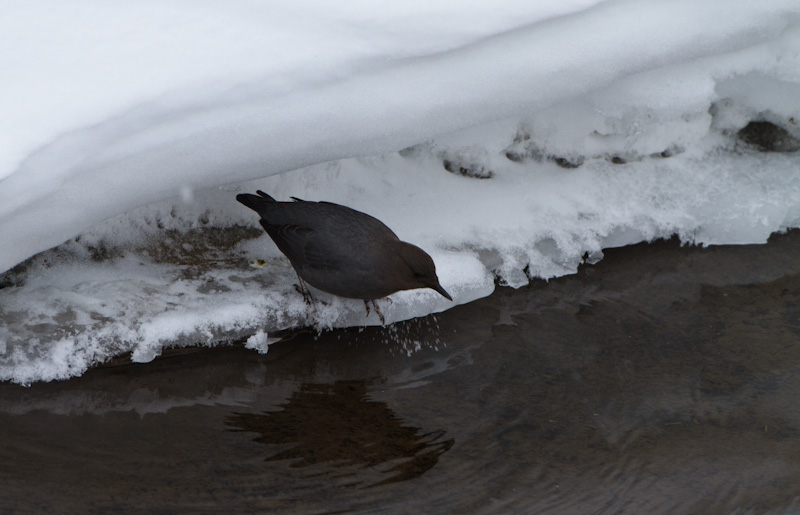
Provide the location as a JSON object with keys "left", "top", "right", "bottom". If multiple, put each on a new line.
{"left": 1, "top": 1, "right": 800, "bottom": 383}
{"left": 244, "top": 331, "right": 273, "bottom": 355}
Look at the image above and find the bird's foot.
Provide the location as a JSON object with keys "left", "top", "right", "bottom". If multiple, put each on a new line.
{"left": 364, "top": 299, "right": 386, "bottom": 325}
{"left": 294, "top": 283, "right": 324, "bottom": 324}
{"left": 294, "top": 283, "right": 314, "bottom": 305}
{"left": 294, "top": 275, "right": 328, "bottom": 306}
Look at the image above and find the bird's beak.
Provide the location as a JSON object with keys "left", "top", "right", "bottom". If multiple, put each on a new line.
{"left": 430, "top": 283, "right": 453, "bottom": 301}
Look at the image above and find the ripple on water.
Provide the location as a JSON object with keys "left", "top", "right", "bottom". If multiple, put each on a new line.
{"left": 2, "top": 233, "right": 800, "bottom": 513}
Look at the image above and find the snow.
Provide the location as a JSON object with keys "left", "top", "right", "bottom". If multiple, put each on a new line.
{"left": 1, "top": 0, "right": 800, "bottom": 383}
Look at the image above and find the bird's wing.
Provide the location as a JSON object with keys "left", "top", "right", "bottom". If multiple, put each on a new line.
{"left": 260, "top": 220, "right": 342, "bottom": 270}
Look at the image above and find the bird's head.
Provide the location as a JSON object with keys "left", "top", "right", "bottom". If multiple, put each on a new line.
{"left": 395, "top": 242, "right": 452, "bottom": 301}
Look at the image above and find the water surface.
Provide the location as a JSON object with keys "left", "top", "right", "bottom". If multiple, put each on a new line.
{"left": 2, "top": 233, "right": 800, "bottom": 513}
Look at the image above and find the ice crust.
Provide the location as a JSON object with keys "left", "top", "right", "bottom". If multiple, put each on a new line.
{"left": 1, "top": 0, "right": 800, "bottom": 383}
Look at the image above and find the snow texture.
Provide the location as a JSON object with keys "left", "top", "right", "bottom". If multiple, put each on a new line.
{"left": 1, "top": 0, "right": 800, "bottom": 383}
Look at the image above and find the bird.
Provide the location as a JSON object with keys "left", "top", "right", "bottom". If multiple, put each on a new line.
{"left": 236, "top": 190, "right": 452, "bottom": 324}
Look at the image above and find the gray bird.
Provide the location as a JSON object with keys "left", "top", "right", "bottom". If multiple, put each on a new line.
{"left": 236, "top": 190, "right": 452, "bottom": 323}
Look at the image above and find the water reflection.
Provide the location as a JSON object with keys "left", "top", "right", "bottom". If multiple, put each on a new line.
{"left": 3, "top": 233, "right": 800, "bottom": 512}
{"left": 227, "top": 379, "right": 454, "bottom": 487}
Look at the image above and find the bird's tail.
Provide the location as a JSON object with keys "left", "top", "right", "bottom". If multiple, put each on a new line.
{"left": 236, "top": 190, "right": 276, "bottom": 213}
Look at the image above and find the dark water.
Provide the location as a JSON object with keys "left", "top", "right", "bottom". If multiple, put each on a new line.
{"left": 3, "top": 233, "right": 800, "bottom": 514}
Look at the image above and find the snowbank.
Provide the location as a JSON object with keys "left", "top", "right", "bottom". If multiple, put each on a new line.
{"left": 1, "top": 0, "right": 799, "bottom": 383}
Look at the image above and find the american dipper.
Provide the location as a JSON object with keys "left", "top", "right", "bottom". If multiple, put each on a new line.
{"left": 236, "top": 190, "right": 452, "bottom": 323}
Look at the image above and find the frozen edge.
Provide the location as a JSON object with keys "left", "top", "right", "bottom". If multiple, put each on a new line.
{"left": 2, "top": 1, "right": 798, "bottom": 272}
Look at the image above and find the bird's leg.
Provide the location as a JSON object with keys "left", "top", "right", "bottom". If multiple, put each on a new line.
{"left": 364, "top": 299, "right": 386, "bottom": 325}
{"left": 294, "top": 275, "right": 314, "bottom": 305}
{"left": 293, "top": 275, "right": 327, "bottom": 308}
{"left": 373, "top": 301, "right": 386, "bottom": 325}
{"left": 294, "top": 275, "right": 322, "bottom": 323}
